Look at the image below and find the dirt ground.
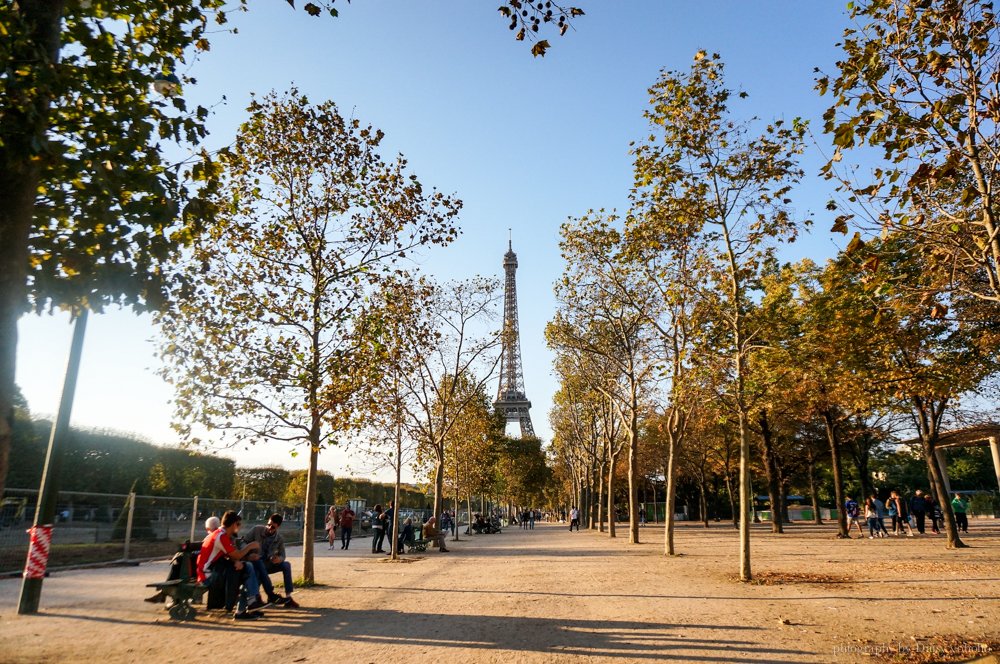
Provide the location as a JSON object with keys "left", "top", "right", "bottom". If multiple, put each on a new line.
{"left": 1, "top": 519, "right": 999, "bottom": 663}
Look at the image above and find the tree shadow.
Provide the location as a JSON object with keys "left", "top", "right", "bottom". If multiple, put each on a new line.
{"left": 37, "top": 608, "right": 811, "bottom": 662}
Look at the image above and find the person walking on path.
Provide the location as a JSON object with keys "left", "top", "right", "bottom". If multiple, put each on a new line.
{"left": 569, "top": 506, "right": 580, "bottom": 532}
{"left": 326, "top": 505, "right": 339, "bottom": 549}
{"left": 926, "top": 494, "right": 942, "bottom": 534}
{"left": 371, "top": 504, "right": 386, "bottom": 554}
{"left": 528, "top": 509, "right": 535, "bottom": 530}
{"left": 845, "top": 496, "right": 865, "bottom": 538}
{"left": 909, "top": 490, "right": 928, "bottom": 534}
{"left": 887, "top": 490, "right": 914, "bottom": 536}
{"left": 440, "top": 510, "right": 454, "bottom": 540}
{"left": 865, "top": 494, "right": 884, "bottom": 539}
{"left": 874, "top": 494, "right": 890, "bottom": 536}
{"left": 339, "top": 505, "right": 355, "bottom": 550}
{"left": 384, "top": 501, "right": 395, "bottom": 546}
{"left": 951, "top": 494, "right": 970, "bottom": 533}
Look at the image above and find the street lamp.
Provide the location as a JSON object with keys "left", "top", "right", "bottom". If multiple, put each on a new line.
{"left": 17, "top": 72, "right": 181, "bottom": 614}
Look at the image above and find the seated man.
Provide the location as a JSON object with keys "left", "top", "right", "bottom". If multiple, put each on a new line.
{"left": 195, "top": 510, "right": 264, "bottom": 620}
{"left": 397, "top": 517, "right": 415, "bottom": 552}
{"left": 144, "top": 515, "right": 218, "bottom": 604}
{"left": 242, "top": 513, "right": 300, "bottom": 608}
{"left": 421, "top": 516, "right": 449, "bottom": 552}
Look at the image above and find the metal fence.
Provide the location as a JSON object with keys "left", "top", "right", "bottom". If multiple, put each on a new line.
{"left": 0, "top": 489, "right": 363, "bottom": 576}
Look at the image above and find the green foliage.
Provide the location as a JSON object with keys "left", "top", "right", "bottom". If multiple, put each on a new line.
{"left": 156, "top": 89, "right": 461, "bottom": 451}
{"left": 0, "top": 0, "right": 235, "bottom": 314}
{"left": 495, "top": 436, "right": 552, "bottom": 505}
{"left": 233, "top": 466, "right": 292, "bottom": 501}
{"left": 819, "top": 0, "right": 1000, "bottom": 305}
{"left": 7, "top": 416, "right": 234, "bottom": 497}
{"left": 330, "top": 477, "right": 431, "bottom": 508}
{"left": 282, "top": 470, "right": 334, "bottom": 506}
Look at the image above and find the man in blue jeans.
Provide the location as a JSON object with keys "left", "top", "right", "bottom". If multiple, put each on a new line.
{"left": 243, "top": 513, "right": 300, "bottom": 608}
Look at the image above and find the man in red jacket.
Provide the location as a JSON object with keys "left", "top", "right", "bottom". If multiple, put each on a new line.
{"left": 339, "top": 506, "right": 355, "bottom": 550}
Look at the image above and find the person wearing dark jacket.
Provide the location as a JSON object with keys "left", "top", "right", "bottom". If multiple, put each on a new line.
{"left": 396, "top": 517, "right": 415, "bottom": 553}
{"left": 909, "top": 490, "right": 928, "bottom": 534}
{"left": 927, "top": 495, "right": 943, "bottom": 534}
{"left": 371, "top": 504, "right": 386, "bottom": 554}
{"left": 384, "top": 501, "right": 396, "bottom": 548}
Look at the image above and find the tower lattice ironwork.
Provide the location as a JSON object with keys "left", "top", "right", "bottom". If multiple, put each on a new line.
{"left": 494, "top": 238, "right": 535, "bottom": 438}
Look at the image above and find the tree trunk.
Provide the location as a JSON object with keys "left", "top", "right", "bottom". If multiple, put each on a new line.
{"left": 922, "top": 437, "right": 965, "bottom": 548}
{"left": 738, "top": 412, "right": 752, "bottom": 581}
{"left": 432, "top": 452, "right": 444, "bottom": 523}
{"left": 627, "top": 416, "right": 640, "bottom": 545}
{"left": 806, "top": 455, "right": 823, "bottom": 525}
{"left": 913, "top": 397, "right": 966, "bottom": 549}
{"left": 699, "top": 476, "right": 709, "bottom": 528}
{"left": 607, "top": 455, "right": 617, "bottom": 538}
{"left": 822, "top": 409, "right": 849, "bottom": 538}
{"left": 452, "top": 463, "right": 461, "bottom": 542}
{"left": 758, "top": 409, "right": 783, "bottom": 534}
{"left": 589, "top": 462, "right": 598, "bottom": 529}
{"left": 664, "top": 433, "right": 679, "bottom": 555}
{"left": 723, "top": 469, "right": 737, "bottom": 528}
{"left": 597, "top": 460, "right": 605, "bottom": 533}
{"left": 777, "top": 473, "right": 790, "bottom": 524}
{"left": 301, "top": 444, "right": 320, "bottom": 582}
{"left": 390, "top": 428, "right": 402, "bottom": 560}
{"left": 0, "top": 0, "right": 68, "bottom": 500}
{"left": 853, "top": 446, "right": 873, "bottom": 501}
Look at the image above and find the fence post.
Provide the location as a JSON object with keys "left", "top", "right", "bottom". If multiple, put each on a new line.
{"left": 123, "top": 492, "right": 136, "bottom": 561}
{"left": 189, "top": 496, "right": 199, "bottom": 541}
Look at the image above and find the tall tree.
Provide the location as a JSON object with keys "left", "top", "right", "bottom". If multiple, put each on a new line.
{"left": 621, "top": 220, "right": 707, "bottom": 554}
{"left": 403, "top": 278, "right": 503, "bottom": 523}
{"left": 155, "top": 90, "right": 458, "bottom": 581}
{"left": 0, "top": 0, "right": 231, "bottom": 498}
{"left": 548, "top": 213, "right": 658, "bottom": 544}
{"left": 819, "top": 0, "right": 1000, "bottom": 305}
{"left": 824, "top": 237, "right": 1000, "bottom": 548}
{"left": 362, "top": 277, "right": 437, "bottom": 559}
{"left": 633, "top": 52, "right": 808, "bottom": 580}
{"left": 0, "top": 0, "right": 585, "bottom": 503}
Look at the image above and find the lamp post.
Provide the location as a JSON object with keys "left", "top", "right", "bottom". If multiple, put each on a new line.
{"left": 17, "top": 66, "right": 180, "bottom": 614}
{"left": 17, "top": 308, "right": 88, "bottom": 614}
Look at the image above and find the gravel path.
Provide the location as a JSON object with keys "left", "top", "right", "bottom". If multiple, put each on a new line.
{"left": 1, "top": 520, "right": 998, "bottom": 663}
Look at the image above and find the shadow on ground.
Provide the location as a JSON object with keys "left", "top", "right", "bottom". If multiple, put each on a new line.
{"left": 36, "top": 608, "right": 810, "bottom": 662}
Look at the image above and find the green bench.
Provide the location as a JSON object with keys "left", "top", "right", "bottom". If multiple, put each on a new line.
{"left": 405, "top": 538, "right": 430, "bottom": 553}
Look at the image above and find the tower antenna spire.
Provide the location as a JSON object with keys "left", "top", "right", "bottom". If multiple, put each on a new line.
{"left": 494, "top": 237, "right": 534, "bottom": 438}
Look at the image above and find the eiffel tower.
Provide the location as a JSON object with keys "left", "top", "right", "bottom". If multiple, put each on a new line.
{"left": 494, "top": 237, "right": 535, "bottom": 438}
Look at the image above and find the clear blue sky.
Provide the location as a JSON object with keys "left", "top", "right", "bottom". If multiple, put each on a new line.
{"left": 15, "top": 1, "right": 852, "bottom": 485}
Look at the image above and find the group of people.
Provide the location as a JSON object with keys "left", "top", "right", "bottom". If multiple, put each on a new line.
{"left": 515, "top": 508, "right": 540, "bottom": 529}
{"left": 324, "top": 504, "right": 356, "bottom": 550}
{"left": 360, "top": 502, "right": 451, "bottom": 554}
{"left": 144, "top": 511, "right": 300, "bottom": 621}
{"left": 845, "top": 490, "right": 972, "bottom": 539}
